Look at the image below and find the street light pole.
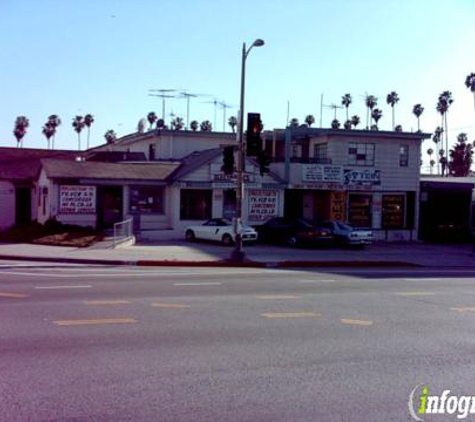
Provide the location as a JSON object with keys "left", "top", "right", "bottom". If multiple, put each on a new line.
{"left": 231, "top": 39, "right": 264, "bottom": 262}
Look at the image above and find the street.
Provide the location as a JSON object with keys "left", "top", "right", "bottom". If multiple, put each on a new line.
{"left": 1, "top": 262, "right": 475, "bottom": 421}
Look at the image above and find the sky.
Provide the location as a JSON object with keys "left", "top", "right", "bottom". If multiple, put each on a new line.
{"left": 1, "top": 0, "right": 475, "bottom": 170}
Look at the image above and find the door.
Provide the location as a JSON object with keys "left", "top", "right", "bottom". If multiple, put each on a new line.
{"left": 97, "top": 186, "right": 123, "bottom": 229}
{"left": 15, "top": 187, "right": 31, "bottom": 225}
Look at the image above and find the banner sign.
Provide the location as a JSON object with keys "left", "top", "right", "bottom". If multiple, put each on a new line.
{"left": 303, "top": 164, "right": 343, "bottom": 183}
{"left": 59, "top": 185, "right": 96, "bottom": 214}
{"left": 248, "top": 190, "right": 278, "bottom": 222}
{"left": 344, "top": 169, "right": 381, "bottom": 186}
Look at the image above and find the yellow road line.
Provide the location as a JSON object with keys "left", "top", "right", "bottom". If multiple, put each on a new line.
{"left": 256, "top": 295, "right": 301, "bottom": 300}
{"left": 450, "top": 307, "right": 475, "bottom": 313}
{"left": 0, "top": 292, "right": 27, "bottom": 298}
{"left": 395, "top": 292, "right": 436, "bottom": 296}
{"left": 261, "top": 312, "right": 320, "bottom": 319}
{"left": 53, "top": 318, "right": 137, "bottom": 326}
{"left": 341, "top": 318, "right": 374, "bottom": 326}
{"left": 84, "top": 300, "right": 130, "bottom": 305}
{"left": 151, "top": 303, "right": 191, "bottom": 309}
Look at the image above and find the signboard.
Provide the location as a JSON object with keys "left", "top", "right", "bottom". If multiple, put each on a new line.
{"left": 248, "top": 190, "right": 278, "bottom": 222}
{"left": 59, "top": 185, "right": 96, "bottom": 214}
{"left": 303, "top": 164, "right": 343, "bottom": 183}
{"left": 330, "top": 191, "right": 346, "bottom": 221}
{"left": 344, "top": 169, "right": 381, "bottom": 186}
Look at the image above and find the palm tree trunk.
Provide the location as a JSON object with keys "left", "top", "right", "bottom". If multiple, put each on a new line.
{"left": 87, "top": 128, "right": 90, "bottom": 149}
{"left": 78, "top": 133, "right": 81, "bottom": 150}
{"left": 445, "top": 113, "right": 449, "bottom": 172}
{"left": 392, "top": 107, "right": 395, "bottom": 130}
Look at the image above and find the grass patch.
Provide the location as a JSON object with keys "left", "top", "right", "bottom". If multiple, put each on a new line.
{"left": 0, "top": 222, "right": 105, "bottom": 247}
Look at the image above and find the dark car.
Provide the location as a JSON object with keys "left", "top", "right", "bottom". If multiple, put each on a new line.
{"left": 321, "top": 220, "right": 373, "bottom": 247}
{"left": 256, "top": 217, "right": 333, "bottom": 247}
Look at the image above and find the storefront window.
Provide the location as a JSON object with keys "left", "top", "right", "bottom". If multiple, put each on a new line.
{"left": 180, "top": 189, "right": 212, "bottom": 220}
{"left": 348, "top": 194, "right": 372, "bottom": 228}
{"left": 382, "top": 194, "right": 405, "bottom": 228}
{"left": 130, "top": 186, "right": 164, "bottom": 214}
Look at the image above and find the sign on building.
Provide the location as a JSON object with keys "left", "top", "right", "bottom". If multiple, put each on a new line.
{"left": 59, "top": 185, "right": 96, "bottom": 214}
{"left": 248, "top": 190, "right": 278, "bottom": 222}
{"left": 303, "top": 165, "right": 343, "bottom": 183}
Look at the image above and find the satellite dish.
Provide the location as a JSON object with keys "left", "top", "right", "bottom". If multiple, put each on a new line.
{"left": 137, "top": 118, "right": 146, "bottom": 133}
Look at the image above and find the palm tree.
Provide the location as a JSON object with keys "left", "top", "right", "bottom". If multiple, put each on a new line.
{"left": 395, "top": 125, "right": 403, "bottom": 132}
{"left": 344, "top": 120, "right": 352, "bottom": 130}
{"left": 465, "top": 72, "right": 475, "bottom": 116}
{"left": 147, "top": 112, "right": 158, "bottom": 130}
{"left": 289, "top": 118, "right": 299, "bottom": 127}
{"left": 371, "top": 108, "right": 383, "bottom": 130}
{"left": 171, "top": 117, "right": 184, "bottom": 131}
{"left": 341, "top": 94, "right": 352, "bottom": 121}
{"left": 190, "top": 120, "right": 199, "bottom": 132}
{"left": 386, "top": 91, "right": 399, "bottom": 130}
{"left": 412, "top": 104, "right": 424, "bottom": 132}
{"left": 228, "top": 116, "right": 238, "bottom": 133}
{"left": 72, "top": 115, "right": 85, "bottom": 150}
{"left": 84, "top": 114, "right": 94, "bottom": 149}
{"left": 200, "top": 120, "right": 212, "bottom": 131}
{"left": 47, "top": 115, "right": 61, "bottom": 149}
{"left": 104, "top": 129, "right": 117, "bottom": 144}
{"left": 436, "top": 91, "right": 454, "bottom": 160}
{"left": 427, "top": 148, "right": 434, "bottom": 174}
{"left": 13, "top": 116, "right": 29, "bottom": 147}
{"left": 449, "top": 132, "right": 473, "bottom": 176}
{"left": 331, "top": 119, "right": 341, "bottom": 129}
{"left": 350, "top": 115, "right": 360, "bottom": 129}
{"left": 365, "top": 95, "right": 377, "bottom": 129}
{"left": 42, "top": 123, "right": 54, "bottom": 149}
{"left": 304, "top": 115, "right": 315, "bottom": 127}
{"left": 156, "top": 118, "right": 165, "bottom": 131}
{"left": 432, "top": 126, "right": 444, "bottom": 174}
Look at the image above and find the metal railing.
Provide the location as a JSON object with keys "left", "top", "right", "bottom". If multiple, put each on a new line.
{"left": 113, "top": 216, "right": 134, "bottom": 247}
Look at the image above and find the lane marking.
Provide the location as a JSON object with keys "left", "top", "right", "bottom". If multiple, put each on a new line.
{"left": 53, "top": 318, "right": 137, "bottom": 326}
{"left": 450, "top": 307, "right": 475, "bottom": 313}
{"left": 152, "top": 303, "right": 191, "bottom": 309}
{"left": 35, "top": 285, "right": 92, "bottom": 290}
{"left": 341, "top": 318, "right": 374, "bottom": 326}
{"left": 261, "top": 312, "right": 320, "bottom": 319}
{"left": 395, "top": 292, "right": 436, "bottom": 296}
{"left": 0, "top": 292, "right": 27, "bottom": 298}
{"left": 173, "top": 282, "right": 221, "bottom": 286}
{"left": 403, "top": 278, "right": 441, "bottom": 282}
{"left": 298, "top": 279, "right": 337, "bottom": 283}
{"left": 84, "top": 300, "right": 130, "bottom": 305}
{"left": 257, "top": 295, "right": 301, "bottom": 300}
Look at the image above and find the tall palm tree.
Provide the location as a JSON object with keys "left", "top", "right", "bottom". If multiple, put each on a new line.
{"left": 350, "top": 115, "right": 360, "bottom": 129}
{"left": 365, "top": 95, "right": 377, "bottom": 129}
{"left": 84, "top": 114, "right": 94, "bottom": 149}
{"left": 104, "top": 129, "right": 117, "bottom": 144}
{"left": 304, "top": 114, "right": 315, "bottom": 127}
{"left": 427, "top": 148, "right": 434, "bottom": 174}
{"left": 42, "top": 123, "right": 54, "bottom": 149}
{"left": 147, "top": 112, "right": 158, "bottom": 130}
{"left": 190, "top": 120, "right": 199, "bottom": 132}
{"left": 449, "top": 132, "right": 472, "bottom": 176}
{"left": 465, "top": 72, "right": 475, "bottom": 116}
{"left": 72, "top": 115, "right": 85, "bottom": 150}
{"left": 371, "top": 108, "right": 383, "bottom": 130}
{"left": 386, "top": 91, "right": 399, "bottom": 130}
{"left": 13, "top": 116, "right": 29, "bottom": 148}
{"left": 436, "top": 91, "right": 454, "bottom": 159}
{"left": 412, "top": 104, "right": 424, "bottom": 132}
{"left": 228, "top": 116, "right": 238, "bottom": 133}
{"left": 47, "top": 115, "right": 61, "bottom": 149}
{"left": 341, "top": 94, "right": 352, "bottom": 121}
{"left": 200, "top": 120, "right": 212, "bottom": 131}
{"left": 432, "top": 126, "right": 444, "bottom": 174}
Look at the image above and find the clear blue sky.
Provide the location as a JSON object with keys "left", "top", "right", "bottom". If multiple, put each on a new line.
{"left": 1, "top": 0, "right": 475, "bottom": 167}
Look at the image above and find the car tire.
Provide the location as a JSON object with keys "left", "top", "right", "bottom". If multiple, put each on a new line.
{"left": 222, "top": 233, "right": 233, "bottom": 246}
{"left": 185, "top": 230, "right": 196, "bottom": 242}
{"left": 287, "top": 236, "right": 298, "bottom": 247}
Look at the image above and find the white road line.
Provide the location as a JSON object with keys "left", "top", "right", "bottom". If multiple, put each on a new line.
{"left": 173, "top": 282, "right": 222, "bottom": 286}
{"left": 298, "top": 279, "right": 337, "bottom": 283}
{"left": 35, "top": 285, "right": 92, "bottom": 289}
{"left": 403, "top": 278, "right": 441, "bottom": 282}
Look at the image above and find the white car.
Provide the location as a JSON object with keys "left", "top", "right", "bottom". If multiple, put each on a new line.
{"left": 185, "top": 218, "right": 258, "bottom": 246}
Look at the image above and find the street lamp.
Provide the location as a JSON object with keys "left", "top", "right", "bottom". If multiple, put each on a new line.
{"left": 231, "top": 38, "right": 265, "bottom": 262}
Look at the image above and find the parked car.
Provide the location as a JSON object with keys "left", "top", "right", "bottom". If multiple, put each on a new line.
{"left": 321, "top": 221, "right": 373, "bottom": 246}
{"left": 185, "top": 218, "right": 258, "bottom": 246}
{"left": 255, "top": 217, "right": 333, "bottom": 247}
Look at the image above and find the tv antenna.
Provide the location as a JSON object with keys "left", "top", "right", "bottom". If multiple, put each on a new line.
{"left": 178, "top": 91, "right": 208, "bottom": 130}
{"left": 148, "top": 89, "right": 176, "bottom": 120}
{"left": 323, "top": 103, "right": 343, "bottom": 120}
{"left": 202, "top": 98, "right": 220, "bottom": 130}
{"left": 218, "top": 101, "right": 234, "bottom": 132}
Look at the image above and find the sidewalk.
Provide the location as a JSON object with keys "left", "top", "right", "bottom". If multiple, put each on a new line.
{"left": 0, "top": 240, "right": 474, "bottom": 268}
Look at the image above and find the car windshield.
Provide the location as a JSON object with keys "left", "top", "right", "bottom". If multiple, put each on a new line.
{"left": 336, "top": 222, "right": 354, "bottom": 231}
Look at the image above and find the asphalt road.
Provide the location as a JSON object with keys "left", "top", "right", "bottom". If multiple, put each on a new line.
{"left": 1, "top": 263, "right": 475, "bottom": 421}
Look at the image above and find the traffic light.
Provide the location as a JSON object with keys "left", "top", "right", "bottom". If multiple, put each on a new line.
{"left": 221, "top": 146, "right": 235, "bottom": 175}
{"left": 246, "top": 113, "right": 262, "bottom": 157}
{"left": 257, "top": 150, "right": 271, "bottom": 176}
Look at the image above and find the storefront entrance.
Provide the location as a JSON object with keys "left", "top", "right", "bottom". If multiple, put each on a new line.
{"left": 97, "top": 186, "right": 123, "bottom": 229}
{"left": 15, "top": 187, "right": 31, "bottom": 225}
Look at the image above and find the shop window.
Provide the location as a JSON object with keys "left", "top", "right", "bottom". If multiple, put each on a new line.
{"left": 348, "top": 194, "right": 372, "bottom": 228}
{"left": 313, "top": 143, "right": 329, "bottom": 163}
{"left": 130, "top": 186, "right": 164, "bottom": 214}
{"left": 180, "top": 189, "right": 212, "bottom": 220}
{"left": 399, "top": 145, "right": 409, "bottom": 167}
{"left": 382, "top": 194, "right": 405, "bottom": 229}
{"left": 348, "top": 142, "right": 375, "bottom": 166}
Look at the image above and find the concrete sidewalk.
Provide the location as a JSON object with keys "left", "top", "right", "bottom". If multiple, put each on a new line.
{"left": 0, "top": 240, "right": 474, "bottom": 268}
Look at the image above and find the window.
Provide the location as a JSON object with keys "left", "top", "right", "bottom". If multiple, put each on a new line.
{"left": 399, "top": 145, "right": 409, "bottom": 167}
{"left": 130, "top": 186, "right": 164, "bottom": 214}
{"left": 348, "top": 142, "right": 375, "bottom": 166}
{"left": 314, "top": 143, "right": 328, "bottom": 163}
{"left": 382, "top": 194, "right": 405, "bottom": 228}
{"left": 180, "top": 189, "right": 212, "bottom": 220}
{"left": 149, "top": 144, "right": 156, "bottom": 160}
{"left": 348, "top": 194, "right": 372, "bottom": 228}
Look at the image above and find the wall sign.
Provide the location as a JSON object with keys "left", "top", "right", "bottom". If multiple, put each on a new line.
{"left": 344, "top": 169, "right": 381, "bottom": 186}
{"left": 303, "top": 164, "right": 343, "bottom": 183}
{"left": 248, "top": 190, "right": 278, "bottom": 222}
{"left": 59, "top": 185, "right": 96, "bottom": 214}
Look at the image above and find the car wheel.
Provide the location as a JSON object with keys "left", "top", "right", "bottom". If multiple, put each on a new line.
{"left": 221, "top": 233, "right": 233, "bottom": 246}
{"left": 185, "top": 230, "right": 196, "bottom": 242}
{"left": 287, "top": 236, "right": 298, "bottom": 247}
